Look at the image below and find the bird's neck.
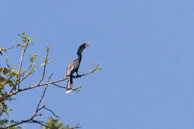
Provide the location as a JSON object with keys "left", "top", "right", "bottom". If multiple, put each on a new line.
{"left": 78, "top": 54, "right": 82, "bottom": 62}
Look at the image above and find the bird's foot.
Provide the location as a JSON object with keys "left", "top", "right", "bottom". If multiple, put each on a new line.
{"left": 72, "top": 74, "right": 83, "bottom": 78}
{"left": 72, "top": 75, "right": 81, "bottom": 78}
{"left": 76, "top": 75, "right": 82, "bottom": 78}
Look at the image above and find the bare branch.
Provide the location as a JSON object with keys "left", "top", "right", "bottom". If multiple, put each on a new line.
{"left": 52, "top": 83, "right": 66, "bottom": 89}
{"left": 21, "top": 71, "right": 33, "bottom": 82}
{"left": 20, "top": 61, "right": 33, "bottom": 77}
{"left": 1, "top": 118, "right": 31, "bottom": 128}
{"left": 17, "top": 45, "right": 27, "bottom": 90}
{"left": 52, "top": 83, "right": 82, "bottom": 94}
{"left": 0, "top": 45, "right": 15, "bottom": 52}
{"left": 5, "top": 46, "right": 15, "bottom": 51}
{"left": 71, "top": 123, "right": 81, "bottom": 129}
{"left": 43, "top": 106, "right": 58, "bottom": 117}
{"left": 32, "top": 73, "right": 53, "bottom": 118}
{"left": 1, "top": 119, "right": 54, "bottom": 129}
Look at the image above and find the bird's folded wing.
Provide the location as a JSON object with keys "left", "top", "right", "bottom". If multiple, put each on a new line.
{"left": 66, "top": 59, "right": 79, "bottom": 76}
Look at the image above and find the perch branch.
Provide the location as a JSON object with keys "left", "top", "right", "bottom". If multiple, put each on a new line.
{"left": 0, "top": 64, "right": 101, "bottom": 103}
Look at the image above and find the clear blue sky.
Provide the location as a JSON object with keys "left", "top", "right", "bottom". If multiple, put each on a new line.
{"left": 1, "top": 0, "right": 194, "bottom": 129}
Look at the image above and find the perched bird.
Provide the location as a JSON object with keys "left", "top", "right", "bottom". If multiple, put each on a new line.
{"left": 65, "top": 43, "right": 91, "bottom": 93}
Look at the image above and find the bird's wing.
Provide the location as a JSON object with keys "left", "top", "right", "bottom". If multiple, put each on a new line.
{"left": 66, "top": 59, "right": 79, "bottom": 76}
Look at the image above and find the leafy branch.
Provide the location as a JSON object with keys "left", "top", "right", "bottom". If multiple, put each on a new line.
{"left": 0, "top": 33, "right": 101, "bottom": 128}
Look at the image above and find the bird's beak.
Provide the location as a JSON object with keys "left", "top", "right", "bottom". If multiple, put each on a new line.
{"left": 86, "top": 43, "right": 92, "bottom": 47}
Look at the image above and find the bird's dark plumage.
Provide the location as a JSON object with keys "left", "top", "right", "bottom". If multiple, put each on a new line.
{"left": 66, "top": 43, "right": 91, "bottom": 93}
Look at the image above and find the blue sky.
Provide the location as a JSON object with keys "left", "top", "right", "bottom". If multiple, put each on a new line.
{"left": 1, "top": 0, "right": 194, "bottom": 129}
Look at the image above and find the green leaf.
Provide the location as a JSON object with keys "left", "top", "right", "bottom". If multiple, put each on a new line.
{"left": 22, "top": 36, "right": 27, "bottom": 42}
{"left": 41, "top": 62, "right": 45, "bottom": 66}
{"left": 6, "top": 79, "right": 15, "bottom": 87}
{"left": 2, "top": 110, "right": 9, "bottom": 117}
{"left": 0, "top": 85, "right": 5, "bottom": 89}
{"left": 46, "top": 46, "right": 51, "bottom": 53}
{"left": 0, "top": 47, "right": 5, "bottom": 51}
{"left": 0, "top": 76, "right": 6, "bottom": 82}
{"left": 0, "top": 68, "right": 10, "bottom": 76}
{"left": 11, "top": 70, "right": 20, "bottom": 77}
{"left": 98, "top": 67, "right": 102, "bottom": 70}
{"left": 30, "top": 54, "right": 38, "bottom": 62}
{"left": 2, "top": 102, "right": 8, "bottom": 109}
{"left": 16, "top": 44, "right": 21, "bottom": 47}
{"left": 5, "top": 56, "right": 8, "bottom": 62}
{"left": 45, "top": 56, "right": 48, "bottom": 63}
{"left": 0, "top": 79, "right": 15, "bottom": 89}
{"left": 0, "top": 47, "right": 6, "bottom": 55}
{"left": 73, "top": 85, "right": 82, "bottom": 94}
{"left": 28, "top": 38, "right": 34, "bottom": 41}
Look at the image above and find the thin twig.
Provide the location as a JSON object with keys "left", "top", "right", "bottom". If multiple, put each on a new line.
{"left": 52, "top": 83, "right": 66, "bottom": 89}
{"left": 71, "top": 123, "right": 81, "bottom": 129}
{"left": 5, "top": 46, "right": 15, "bottom": 51}
{"left": 37, "top": 49, "right": 49, "bottom": 85}
{"left": 43, "top": 106, "right": 58, "bottom": 117}
{"left": 20, "top": 61, "right": 33, "bottom": 77}
{"left": 5, "top": 58, "right": 11, "bottom": 71}
{"left": 21, "top": 71, "right": 32, "bottom": 81}
{"left": 52, "top": 83, "right": 81, "bottom": 94}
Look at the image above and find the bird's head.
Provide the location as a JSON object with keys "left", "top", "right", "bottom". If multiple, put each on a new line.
{"left": 77, "top": 43, "right": 91, "bottom": 55}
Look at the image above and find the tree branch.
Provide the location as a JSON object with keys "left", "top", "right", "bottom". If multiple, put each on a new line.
{"left": 43, "top": 106, "right": 58, "bottom": 117}
{"left": 31, "top": 120, "right": 53, "bottom": 129}
{"left": 37, "top": 48, "right": 49, "bottom": 85}
{"left": 1, "top": 73, "right": 54, "bottom": 129}
{"left": 17, "top": 45, "right": 26, "bottom": 90}
{"left": 71, "top": 123, "right": 81, "bottom": 129}
{"left": 20, "top": 61, "right": 33, "bottom": 80}
{"left": 0, "top": 66, "right": 99, "bottom": 102}
{"left": 32, "top": 73, "right": 53, "bottom": 119}
{"left": 52, "top": 83, "right": 66, "bottom": 89}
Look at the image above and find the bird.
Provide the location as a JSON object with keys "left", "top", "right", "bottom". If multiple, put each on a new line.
{"left": 65, "top": 43, "right": 91, "bottom": 93}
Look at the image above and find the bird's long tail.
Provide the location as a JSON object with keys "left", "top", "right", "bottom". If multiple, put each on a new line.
{"left": 66, "top": 75, "right": 73, "bottom": 93}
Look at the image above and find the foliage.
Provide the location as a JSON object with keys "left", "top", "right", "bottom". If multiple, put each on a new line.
{"left": 0, "top": 32, "right": 36, "bottom": 118}
{"left": 0, "top": 47, "right": 6, "bottom": 56}
{"left": 42, "top": 117, "right": 70, "bottom": 129}
{"left": 0, "top": 119, "right": 21, "bottom": 129}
